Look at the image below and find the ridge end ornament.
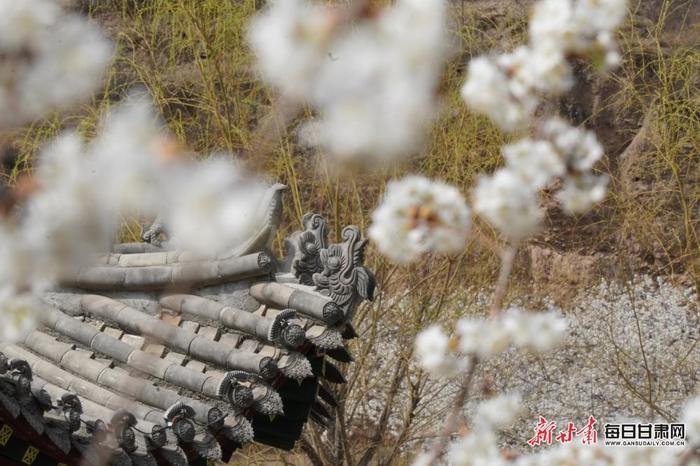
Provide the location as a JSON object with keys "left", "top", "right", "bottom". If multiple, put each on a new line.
{"left": 283, "top": 213, "right": 329, "bottom": 285}
{"left": 312, "top": 225, "right": 376, "bottom": 321}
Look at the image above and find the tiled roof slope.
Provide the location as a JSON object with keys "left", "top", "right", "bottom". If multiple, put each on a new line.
{"left": 0, "top": 186, "right": 375, "bottom": 465}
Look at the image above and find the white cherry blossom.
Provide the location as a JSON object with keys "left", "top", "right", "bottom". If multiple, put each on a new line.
{"left": 556, "top": 173, "right": 608, "bottom": 214}
{"left": 369, "top": 176, "right": 471, "bottom": 263}
{"left": 250, "top": 0, "right": 447, "bottom": 162}
{"left": 501, "top": 138, "right": 565, "bottom": 189}
{"left": 474, "top": 393, "right": 524, "bottom": 430}
{"left": 247, "top": 0, "right": 333, "bottom": 100}
{"left": 541, "top": 117, "right": 604, "bottom": 171}
{"left": 473, "top": 169, "right": 543, "bottom": 239}
{"left": 414, "top": 325, "right": 464, "bottom": 377}
{"left": 0, "top": 0, "right": 111, "bottom": 127}
{"left": 460, "top": 55, "right": 538, "bottom": 132}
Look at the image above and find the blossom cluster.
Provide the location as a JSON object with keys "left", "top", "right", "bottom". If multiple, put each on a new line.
{"left": 414, "top": 325, "right": 466, "bottom": 378}
{"left": 0, "top": 0, "right": 111, "bottom": 128}
{"left": 0, "top": 0, "right": 112, "bottom": 339}
{"left": 461, "top": 0, "right": 627, "bottom": 132}
{"left": 0, "top": 95, "right": 267, "bottom": 342}
{"left": 414, "top": 308, "right": 569, "bottom": 377}
{"left": 367, "top": 0, "right": 622, "bottom": 260}
{"left": 448, "top": 395, "right": 700, "bottom": 466}
{"left": 368, "top": 176, "right": 471, "bottom": 263}
{"left": 474, "top": 118, "right": 609, "bottom": 237}
{"left": 249, "top": 0, "right": 447, "bottom": 163}
{"left": 512, "top": 444, "right": 699, "bottom": 466}
{"left": 412, "top": 393, "right": 700, "bottom": 466}
{"left": 465, "top": 0, "right": 625, "bottom": 238}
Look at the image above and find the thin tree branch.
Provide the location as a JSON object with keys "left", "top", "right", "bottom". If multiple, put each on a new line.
{"left": 300, "top": 434, "right": 326, "bottom": 466}
{"left": 419, "top": 356, "right": 478, "bottom": 464}
{"left": 357, "top": 359, "right": 408, "bottom": 466}
{"left": 488, "top": 241, "right": 519, "bottom": 317}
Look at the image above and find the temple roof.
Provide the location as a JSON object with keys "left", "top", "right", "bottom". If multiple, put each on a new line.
{"left": 0, "top": 187, "right": 374, "bottom": 465}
